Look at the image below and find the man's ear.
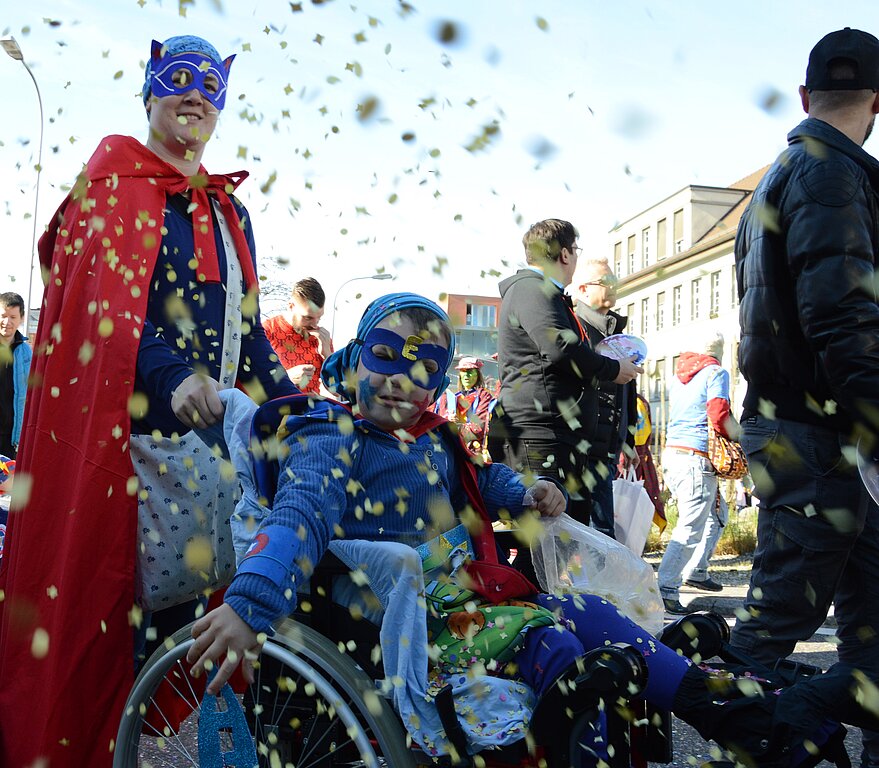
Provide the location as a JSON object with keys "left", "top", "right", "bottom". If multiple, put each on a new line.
{"left": 799, "top": 84, "right": 810, "bottom": 115}
{"left": 871, "top": 91, "right": 879, "bottom": 115}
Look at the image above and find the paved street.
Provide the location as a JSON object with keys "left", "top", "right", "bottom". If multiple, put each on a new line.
{"left": 647, "top": 554, "right": 860, "bottom": 768}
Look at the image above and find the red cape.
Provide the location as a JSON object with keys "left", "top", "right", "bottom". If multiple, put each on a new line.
{"left": 0, "top": 135, "right": 254, "bottom": 768}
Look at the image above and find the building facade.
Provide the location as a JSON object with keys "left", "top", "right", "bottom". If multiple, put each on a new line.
{"left": 609, "top": 167, "right": 768, "bottom": 447}
{"left": 437, "top": 293, "right": 501, "bottom": 387}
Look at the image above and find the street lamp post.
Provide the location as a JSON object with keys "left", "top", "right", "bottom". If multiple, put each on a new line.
{"left": 2, "top": 35, "right": 44, "bottom": 336}
{"left": 330, "top": 273, "right": 394, "bottom": 341}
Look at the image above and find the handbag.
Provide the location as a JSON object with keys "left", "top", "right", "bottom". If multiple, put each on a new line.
{"left": 707, "top": 423, "right": 749, "bottom": 480}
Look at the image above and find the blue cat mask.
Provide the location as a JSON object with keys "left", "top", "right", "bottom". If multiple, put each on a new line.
{"left": 143, "top": 37, "right": 234, "bottom": 110}
{"left": 360, "top": 328, "right": 448, "bottom": 391}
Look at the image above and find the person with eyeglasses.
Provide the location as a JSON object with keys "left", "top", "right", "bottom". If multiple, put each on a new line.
{"left": 493, "top": 219, "right": 643, "bottom": 537}
{"left": 571, "top": 258, "right": 638, "bottom": 539}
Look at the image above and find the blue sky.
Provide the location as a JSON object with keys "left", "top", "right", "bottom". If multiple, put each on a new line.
{"left": 4, "top": 1, "right": 879, "bottom": 340}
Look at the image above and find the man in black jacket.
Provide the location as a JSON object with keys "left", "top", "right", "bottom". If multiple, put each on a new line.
{"left": 731, "top": 28, "right": 879, "bottom": 766}
{"left": 572, "top": 259, "right": 638, "bottom": 538}
{"left": 493, "top": 219, "right": 642, "bottom": 529}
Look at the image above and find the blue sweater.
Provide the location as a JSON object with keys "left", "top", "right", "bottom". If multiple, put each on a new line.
{"left": 10, "top": 331, "right": 32, "bottom": 449}
{"left": 225, "top": 412, "right": 528, "bottom": 633}
{"left": 131, "top": 193, "right": 295, "bottom": 436}
{"left": 666, "top": 365, "right": 729, "bottom": 452}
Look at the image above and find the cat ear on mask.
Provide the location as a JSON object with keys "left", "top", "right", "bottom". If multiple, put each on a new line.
{"left": 222, "top": 54, "right": 236, "bottom": 75}
{"left": 151, "top": 39, "right": 165, "bottom": 63}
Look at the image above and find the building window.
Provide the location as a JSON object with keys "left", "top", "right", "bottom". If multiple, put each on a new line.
{"left": 626, "top": 302, "right": 635, "bottom": 329}
{"left": 673, "top": 208, "right": 684, "bottom": 253}
{"left": 710, "top": 271, "right": 721, "bottom": 318}
{"left": 656, "top": 291, "right": 665, "bottom": 331}
{"left": 642, "top": 227, "right": 650, "bottom": 269}
{"left": 654, "top": 357, "right": 666, "bottom": 401}
{"left": 657, "top": 218, "right": 667, "bottom": 260}
{"left": 640, "top": 297, "right": 649, "bottom": 335}
{"left": 466, "top": 303, "right": 496, "bottom": 327}
{"left": 691, "top": 278, "right": 701, "bottom": 320}
{"left": 627, "top": 235, "right": 636, "bottom": 274}
{"left": 672, "top": 285, "right": 681, "bottom": 326}
{"left": 731, "top": 263, "right": 738, "bottom": 307}
{"left": 614, "top": 242, "right": 622, "bottom": 277}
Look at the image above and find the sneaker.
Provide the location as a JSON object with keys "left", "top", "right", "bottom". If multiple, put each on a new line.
{"left": 684, "top": 577, "right": 723, "bottom": 592}
{"left": 663, "top": 598, "right": 690, "bottom": 615}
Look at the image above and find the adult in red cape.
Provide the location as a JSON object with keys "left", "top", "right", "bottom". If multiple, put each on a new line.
{"left": 0, "top": 35, "right": 295, "bottom": 767}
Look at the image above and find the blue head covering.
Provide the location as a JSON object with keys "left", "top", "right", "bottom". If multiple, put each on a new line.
{"left": 142, "top": 35, "right": 234, "bottom": 109}
{"left": 321, "top": 292, "right": 455, "bottom": 403}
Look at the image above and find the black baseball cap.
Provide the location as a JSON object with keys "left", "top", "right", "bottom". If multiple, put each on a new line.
{"left": 806, "top": 27, "right": 879, "bottom": 91}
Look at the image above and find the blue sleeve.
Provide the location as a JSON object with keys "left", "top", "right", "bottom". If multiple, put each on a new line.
{"left": 224, "top": 420, "right": 355, "bottom": 632}
{"left": 477, "top": 460, "right": 529, "bottom": 520}
{"left": 137, "top": 316, "right": 194, "bottom": 406}
{"left": 707, "top": 367, "right": 730, "bottom": 401}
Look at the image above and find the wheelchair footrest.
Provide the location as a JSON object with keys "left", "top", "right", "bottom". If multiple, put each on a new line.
{"left": 529, "top": 643, "right": 648, "bottom": 744}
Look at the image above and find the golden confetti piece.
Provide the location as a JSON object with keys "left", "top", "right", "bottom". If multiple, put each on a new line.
{"left": 31, "top": 627, "right": 50, "bottom": 659}
{"left": 98, "top": 317, "right": 114, "bottom": 337}
{"left": 184, "top": 536, "right": 213, "bottom": 572}
{"left": 129, "top": 604, "right": 144, "bottom": 629}
{"left": 128, "top": 392, "right": 149, "bottom": 419}
{"left": 536, "top": 17, "right": 549, "bottom": 31}
{"left": 357, "top": 96, "right": 379, "bottom": 121}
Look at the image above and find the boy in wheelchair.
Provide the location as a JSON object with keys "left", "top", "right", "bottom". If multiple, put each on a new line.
{"left": 188, "top": 291, "right": 879, "bottom": 767}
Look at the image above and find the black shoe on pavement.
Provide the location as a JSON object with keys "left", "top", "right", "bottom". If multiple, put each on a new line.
{"left": 684, "top": 577, "right": 723, "bottom": 592}
{"left": 663, "top": 598, "right": 690, "bottom": 615}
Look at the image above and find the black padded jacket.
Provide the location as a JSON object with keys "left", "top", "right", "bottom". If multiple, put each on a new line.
{"left": 735, "top": 117, "right": 879, "bottom": 436}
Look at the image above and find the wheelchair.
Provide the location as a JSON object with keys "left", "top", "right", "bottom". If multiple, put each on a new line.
{"left": 113, "top": 392, "right": 752, "bottom": 767}
{"left": 113, "top": 550, "right": 708, "bottom": 768}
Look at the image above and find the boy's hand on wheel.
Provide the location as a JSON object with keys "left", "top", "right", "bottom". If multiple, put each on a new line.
{"left": 187, "top": 603, "right": 263, "bottom": 695}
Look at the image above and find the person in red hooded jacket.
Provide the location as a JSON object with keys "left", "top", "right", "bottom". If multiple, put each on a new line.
{"left": 657, "top": 332, "right": 734, "bottom": 614}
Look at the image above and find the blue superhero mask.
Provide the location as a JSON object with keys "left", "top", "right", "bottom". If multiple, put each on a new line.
{"left": 145, "top": 39, "right": 234, "bottom": 111}
{"left": 359, "top": 327, "right": 449, "bottom": 392}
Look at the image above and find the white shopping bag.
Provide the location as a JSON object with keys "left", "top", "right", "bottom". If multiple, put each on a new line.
{"left": 612, "top": 468, "right": 655, "bottom": 556}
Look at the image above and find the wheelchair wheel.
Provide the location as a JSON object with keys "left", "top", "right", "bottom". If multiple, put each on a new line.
{"left": 114, "top": 618, "right": 416, "bottom": 767}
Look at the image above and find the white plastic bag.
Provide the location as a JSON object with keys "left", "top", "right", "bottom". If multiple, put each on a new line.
{"left": 612, "top": 468, "right": 655, "bottom": 556}
{"left": 532, "top": 513, "right": 663, "bottom": 635}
